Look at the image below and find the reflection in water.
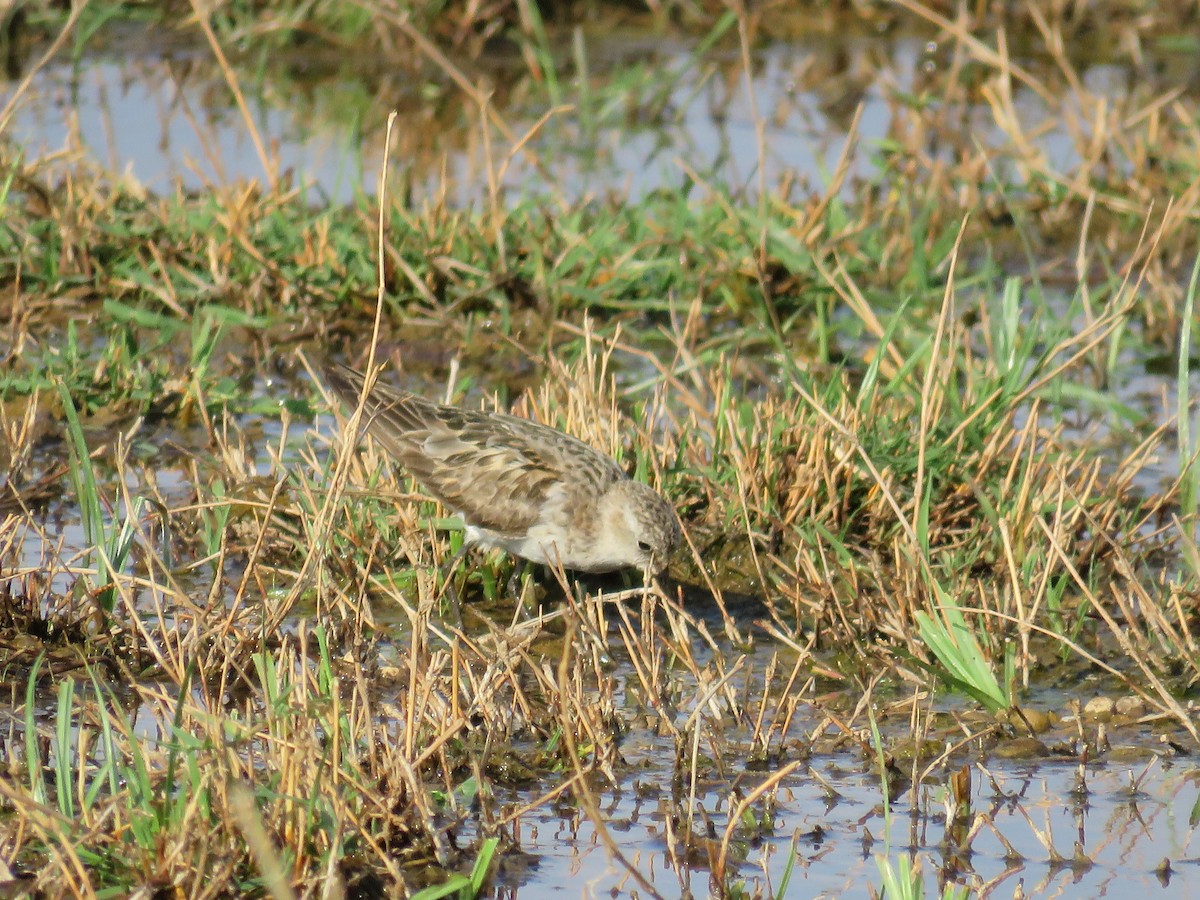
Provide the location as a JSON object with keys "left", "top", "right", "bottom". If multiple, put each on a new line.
{"left": 4, "top": 13, "right": 1194, "bottom": 208}
{"left": 0, "top": 24, "right": 969, "bottom": 207}
{"left": 489, "top": 731, "right": 1200, "bottom": 896}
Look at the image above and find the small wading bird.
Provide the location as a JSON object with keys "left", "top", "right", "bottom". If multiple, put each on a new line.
{"left": 324, "top": 364, "right": 681, "bottom": 576}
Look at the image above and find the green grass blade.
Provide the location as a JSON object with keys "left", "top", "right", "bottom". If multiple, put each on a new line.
{"left": 1177, "top": 252, "right": 1200, "bottom": 518}
{"left": 915, "top": 589, "right": 1008, "bottom": 712}
{"left": 468, "top": 837, "right": 498, "bottom": 894}
{"left": 57, "top": 380, "right": 102, "bottom": 570}
{"left": 24, "top": 653, "right": 47, "bottom": 806}
{"left": 54, "top": 676, "right": 76, "bottom": 819}
{"left": 409, "top": 876, "right": 471, "bottom": 900}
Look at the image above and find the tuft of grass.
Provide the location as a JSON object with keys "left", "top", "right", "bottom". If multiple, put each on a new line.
{"left": 913, "top": 591, "right": 1011, "bottom": 714}
{"left": 875, "top": 853, "right": 973, "bottom": 900}
{"left": 57, "top": 380, "right": 147, "bottom": 616}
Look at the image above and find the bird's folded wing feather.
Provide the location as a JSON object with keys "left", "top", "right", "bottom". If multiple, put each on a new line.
{"left": 409, "top": 430, "right": 562, "bottom": 536}
{"left": 326, "top": 364, "right": 606, "bottom": 536}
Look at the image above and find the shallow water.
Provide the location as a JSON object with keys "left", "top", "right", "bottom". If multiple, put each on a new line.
{"left": 477, "top": 701, "right": 1200, "bottom": 897}
{"left": 511, "top": 764, "right": 1199, "bottom": 897}
{"left": 4, "top": 15, "right": 1166, "bottom": 207}
{"left": 357, "top": 589, "right": 1200, "bottom": 898}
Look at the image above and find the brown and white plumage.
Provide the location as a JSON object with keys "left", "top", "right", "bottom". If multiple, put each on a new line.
{"left": 324, "top": 364, "right": 680, "bottom": 574}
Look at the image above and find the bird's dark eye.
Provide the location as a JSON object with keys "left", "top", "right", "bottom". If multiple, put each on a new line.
{"left": 637, "top": 540, "right": 652, "bottom": 553}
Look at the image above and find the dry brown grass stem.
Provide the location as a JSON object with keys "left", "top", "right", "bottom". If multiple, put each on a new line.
{"left": 797, "top": 104, "right": 862, "bottom": 247}
{"left": 735, "top": 4, "right": 767, "bottom": 208}
{"left": 712, "top": 758, "right": 802, "bottom": 890}
{"left": 807, "top": 673, "right": 888, "bottom": 762}
{"left": 366, "top": 0, "right": 566, "bottom": 210}
{"left": 791, "top": 219, "right": 969, "bottom": 611}
{"left": 766, "top": 653, "right": 815, "bottom": 750}
{"left": 230, "top": 782, "right": 295, "bottom": 900}
{"left": 227, "top": 475, "right": 288, "bottom": 636}
{"left": 1060, "top": 488, "right": 1200, "bottom": 691}
{"left": 0, "top": 1, "right": 88, "bottom": 132}
{"left": 916, "top": 725, "right": 1005, "bottom": 790}
{"left": 187, "top": 0, "right": 277, "bottom": 192}
{"left": 897, "top": 0, "right": 1056, "bottom": 104}
{"left": 276, "top": 110, "right": 402, "bottom": 633}
{"left": 983, "top": 578, "right": 1198, "bottom": 746}
{"left": 912, "top": 217, "right": 963, "bottom": 541}
{"left": 0, "top": 776, "right": 88, "bottom": 887}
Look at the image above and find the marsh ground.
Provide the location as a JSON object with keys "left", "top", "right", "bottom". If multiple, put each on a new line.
{"left": 2, "top": 0, "right": 1200, "bottom": 896}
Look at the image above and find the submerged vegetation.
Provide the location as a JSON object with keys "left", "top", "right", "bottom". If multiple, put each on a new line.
{"left": 2, "top": 0, "right": 1200, "bottom": 896}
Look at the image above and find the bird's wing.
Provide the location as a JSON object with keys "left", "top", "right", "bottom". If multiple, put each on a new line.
{"left": 324, "top": 364, "right": 619, "bottom": 537}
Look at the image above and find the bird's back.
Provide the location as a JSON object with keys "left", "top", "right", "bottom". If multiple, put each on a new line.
{"left": 324, "top": 364, "right": 622, "bottom": 539}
